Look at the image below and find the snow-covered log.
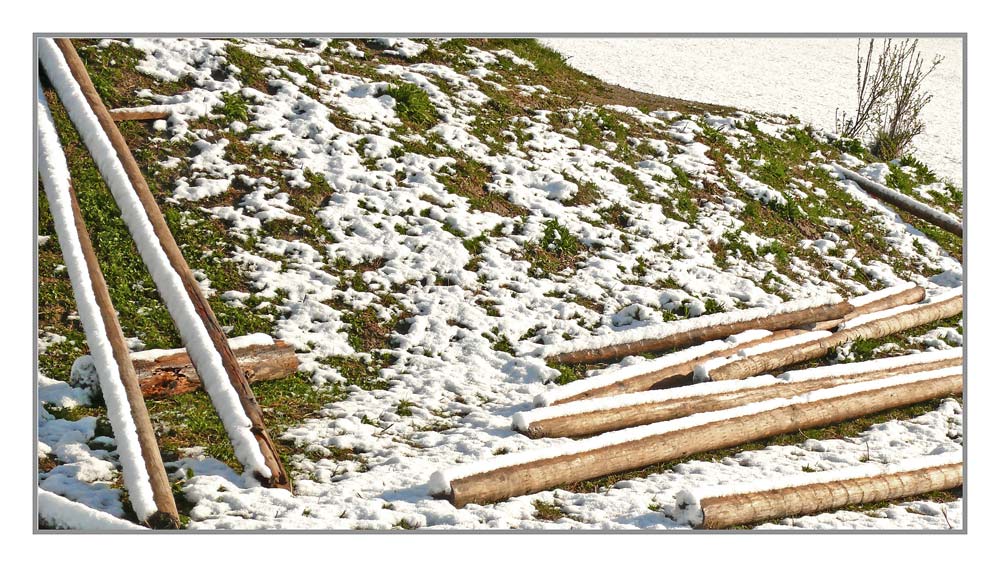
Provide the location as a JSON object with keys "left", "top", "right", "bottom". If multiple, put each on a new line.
{"left": 514, "top": 356, "right": 961, "bottom": 438}
{"left": 536, "top": 330, "right": 801, "bottom": 406}
{"left": 37, "top": 82, "right": 178, "bottom": 527}
{"left": 671, "top": 452, "right": 962, "bottom": 529}
{"left": 40, "top": 38, "right": 290, "bottom": 491}
{"left": 699, "top": 290, "right": 962, "bottom": 382}
{"left": 802, "top": 283, "right": 926, "bottom": 331}
{"left": 431, "top": 371, "right": 961, "bottom": 507}
{"left": 72, "top": 336, "right": 299, "bottom": 398}
{"left": 539, "top": 296, "right": 850, "bottom": 364}
{"left": 834, "top": 165, "right": 963, "bottom": 237}
{"left": 38, "top": 489, "right": 147, "bottom": 531}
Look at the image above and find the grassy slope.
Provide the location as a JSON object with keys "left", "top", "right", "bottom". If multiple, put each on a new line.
{"left": 36, "top": 38, "right": 963, "bottom": 526}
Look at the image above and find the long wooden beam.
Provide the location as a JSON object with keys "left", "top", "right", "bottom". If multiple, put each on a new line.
{"left": 516, "top": 360, "right": 961, "bottom": 439}
{"left": 673, "top": 456, "right": 962, "bottom": 529}
{"left": 52, "top": 38, "right": 290, "bottom": 491}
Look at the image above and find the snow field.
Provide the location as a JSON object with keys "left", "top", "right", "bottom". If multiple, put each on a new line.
{"left": 38, "top": 39, "right": 271, "bottom": 481}
{"left": 37, "top": 82, "right": 158, "bottom": 520}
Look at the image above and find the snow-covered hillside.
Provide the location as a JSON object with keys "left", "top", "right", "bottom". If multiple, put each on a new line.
{"left": 36, "top": 38, "right": 963, "bottom": 530}
{"left": 543, "top": 38, "right": 963, "bottom": 185}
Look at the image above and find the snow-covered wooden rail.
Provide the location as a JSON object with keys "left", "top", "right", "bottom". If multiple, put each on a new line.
{"left": 539, "top": 296, "right": 852, "bottom": 365}
{"left": 515, "top": 350, "right": 961, "bottom": 438}
{"left": 38, "top": 489, "right": 148, "bottom": 531}
{"left": 834, "top": 164, "right": 963, "bottom": 237}
{"left": 670, "top": 452, "right": 962, "bottom": 529}
{"left": 38, "top": 84, "right": 180, "bottom": 528}
{"left": 41, "top": 38, "right": 291, "bottom": 491}
{"left": 431, "top": 370, "right": 961, "bottom": 507}
{"left": 699, "top": 289, "right": 962, "bottom": 382}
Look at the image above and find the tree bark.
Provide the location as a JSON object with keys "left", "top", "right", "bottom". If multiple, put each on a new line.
{"left": 134, "top": 341, "right": 299, "bottom": 398}
{"left": 66, "top": 182, "right": 180, "bottom": 528}
{"left": 440, "top": 373, "right": 961, "bottom": 507}
{"left": 517, "top": 363, "right": 960, "bottom": 438}
{"left": 53, "top": 38, "right": 291, "bottom": 491}
{"left": 548, "top": 301, "right": 851, "bottom": 365}
{"left": 835, "top": 165, "right": 963, "bottom": 237}
{"left": 691, "top": 462, "right": 962, "bottom": 529}
{"left": 705, "top": 295, "right": 962, "bottom": 382}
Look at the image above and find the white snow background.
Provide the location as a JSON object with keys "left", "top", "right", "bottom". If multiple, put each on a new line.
{"left": 543, "top": 38, "right": 963, "bottom": 185}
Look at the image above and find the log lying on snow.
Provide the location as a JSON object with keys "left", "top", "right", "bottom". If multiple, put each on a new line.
{"left": 535, "top": 330, "right": 804, "bottom": 407}
{"left": 699, "top": 289, "right": 963, "bottom": 382}
{"left": 801, "top": 283, "right": 925, "bottom": 331}
{"left": 72, "top": 334, "right": 300, "bottom": 398}
{"left": 535, "top": 295, "right": 850, "bottom": 365}
{"left": 432, "top": 370, "right": 962, "bottom": 507}
{"left": 834, "top": 164, "right": 963, "bottom": 237}
{"left": 671, "top": 452, "right": 962, "bottom": 529}
{"left": 514, "top": 349, "right": 961, "bottom": 438}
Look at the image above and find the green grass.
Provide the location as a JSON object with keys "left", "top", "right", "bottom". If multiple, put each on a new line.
{"left": 532, "top": 500, "right": 567, "bottom": 521}
{"left": 384, "top": 83, "right": 437, "bottom": 127}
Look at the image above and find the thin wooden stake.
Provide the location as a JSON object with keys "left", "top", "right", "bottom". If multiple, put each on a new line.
{"left": 53, "top": 38, "right": 291, "bottom": 491}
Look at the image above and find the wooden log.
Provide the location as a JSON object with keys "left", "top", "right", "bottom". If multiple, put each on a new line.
{"left": 515, "top": 359, "right": 961, "bottom": 438}
{"left": 109, "top": 108, "right": 172, "bottom": 122}
{"left": 704, "top": 293, "right": 962, "bottom": 382}
{"left": 800, "top": 285, "right": 926, "bottom": 331}
{"left": 434, "top": 372, "right": 961, "bottom": 507}
{"left": 675, "top": 456, "right": 962, "bottom": 529}
{"left": 834, "top": 165, "right": 963, "bottom": 237}
{"left": 52, "top": 39, "right": 291, "bottom": 491}
{"left": 67, "top": 182, "right": 180, "bottom": 528}
{"left": 134, "top": 340, "right": 299, "bottom": 398}
{"left": 546, "top": 300, "right": 852, "bottom": 365}
{"left": 552, "top": 330, "right": 806, "bottom": 406}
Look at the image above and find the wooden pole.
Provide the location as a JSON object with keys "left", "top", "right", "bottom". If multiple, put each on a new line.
{"left": 705, "top": 294, "right": 963, "bottom": 382}
{"left": 437, "top": 373, "right": 961, "bottom": 507}
{"left": 517, "top": 362, "right": 961, "bottom": 438}
{"left": 66, "top": 182, "right": 180, "bottom": 528}
{"left": 53, "top": 38, "right": 291, "bottom": 491}
{"left": 135, "top": 340, "right": 299, "bottom": 398}
{"left": 682, "top": 461, "right": 962, "bottom": 529}
{"left": 547, "top": 302, "right": 852, "bottom": 365}
{"left": 835, "top": 165, "right": 963, "bottom": 237}
{"left": 550, "top": 330, "right": 806, "bottom": 406}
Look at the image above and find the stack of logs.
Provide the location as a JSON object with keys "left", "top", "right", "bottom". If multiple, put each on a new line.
{"left": 430, "top": 284, "right": 964, "bottom": 527}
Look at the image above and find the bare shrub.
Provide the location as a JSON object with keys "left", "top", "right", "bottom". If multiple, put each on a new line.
{"left": 836, "top": 39, "right": 943, "bottom": 161}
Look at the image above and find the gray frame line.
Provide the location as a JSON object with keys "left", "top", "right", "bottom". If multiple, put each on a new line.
{"left": 32, "top": 32, "right": 968, "bottom": 535}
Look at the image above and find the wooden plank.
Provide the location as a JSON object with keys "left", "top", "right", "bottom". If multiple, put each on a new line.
{"left": 52, "top": 38, "right": 291, "bottom": 491}
{"left": 109, "top": 108, "right": 172, "bottom": 122}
